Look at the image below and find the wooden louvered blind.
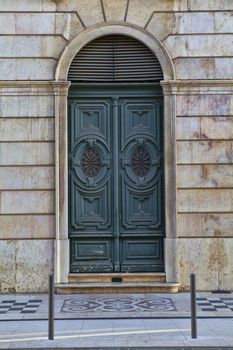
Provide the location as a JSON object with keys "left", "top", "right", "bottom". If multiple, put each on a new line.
{"left": 68, "top": 35, "right": 163, "bottom": 82}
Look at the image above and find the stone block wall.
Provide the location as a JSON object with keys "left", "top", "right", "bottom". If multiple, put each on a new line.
{"left": 0, "top": 84, "right": 55, "bottom": 292}
{"left": 0, "top": 0, "right": 232, "bottom": 291}
{"left": 176, "top": 84, "right": 233, "bottom": 290}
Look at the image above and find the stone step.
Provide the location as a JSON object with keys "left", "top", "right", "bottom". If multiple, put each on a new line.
{"left": 68, "top": 272, "right": 166, "bottom": 283}
{"left": 55, "top": 281, "right": 179, "bottom": 294}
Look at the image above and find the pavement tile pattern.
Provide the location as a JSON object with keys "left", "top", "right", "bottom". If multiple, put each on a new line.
{"left": 197, "top": 297, "right": 233, "bottom": 312}
{"left": 0, "top": 299, "right": 42, "bottom": 314}
{"left": 61, "top": 296, "right": 177, "bottom": 313}
{"left": 1, "top": 293, "right": 233, "bottom": 319}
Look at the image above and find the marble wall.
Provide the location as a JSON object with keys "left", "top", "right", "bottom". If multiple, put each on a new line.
{"left": 0, "top": 0, "right": 232, "bottom": 291}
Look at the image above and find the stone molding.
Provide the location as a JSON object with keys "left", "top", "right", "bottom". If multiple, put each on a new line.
{"left": 0, "top": 81, "right": 70, "bottom": 96}
{"left": 161, "top": 80, "right": 233, "bottom": 95}
{"left": 1, "top": 79, "right": 232, "bottom": 94}
{"left": 160, "top": 81, "right": 178, "bottom": 282}
{"left": 55, "top": 22, "right": 175, "bottom": 81}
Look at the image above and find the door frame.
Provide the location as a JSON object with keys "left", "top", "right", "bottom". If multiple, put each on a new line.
{"left": 54, "top": 23, "right": 179, "bottom": 284}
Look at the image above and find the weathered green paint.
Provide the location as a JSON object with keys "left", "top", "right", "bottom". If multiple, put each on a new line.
{"left": 68, "top": 85, "right": 164, "bottom": 273}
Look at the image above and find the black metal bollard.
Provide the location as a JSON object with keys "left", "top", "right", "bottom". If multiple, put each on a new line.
{"left": 190, "top": 273, "right": 197, "bottom": 339}
{"left": 48, "top": 273, "right": 54, "bottom": 340}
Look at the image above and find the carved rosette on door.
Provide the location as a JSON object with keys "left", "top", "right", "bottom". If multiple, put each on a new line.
{"left": 70, "top": 108, "right": 111, "bottom": 229}
{"left": 121, "top": 139, "right": 161, "bottom": 225}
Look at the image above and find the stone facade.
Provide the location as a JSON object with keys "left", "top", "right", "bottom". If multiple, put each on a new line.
{"left": 0, "top": 0, "right": 233, "bottom": 292}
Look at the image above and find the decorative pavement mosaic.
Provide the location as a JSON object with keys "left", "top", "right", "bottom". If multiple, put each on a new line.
{"left": 0, "top": 293, "right": 233, "bottom": 319}
{"left": 61, "top": 297, "right": 177, "bottom": 313}
{"left": 196, "top": 297, "right": 233, "bottom": 312}
{"left": 0, "top": 299, "right": 42, "bottom": 314}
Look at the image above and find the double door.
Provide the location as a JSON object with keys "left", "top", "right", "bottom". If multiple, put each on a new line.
{"left": 68, "top": 87, "right": 164, "bottom": 273}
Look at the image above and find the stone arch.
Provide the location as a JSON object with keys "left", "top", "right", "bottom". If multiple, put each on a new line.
{"left": 55, "top": 22, "right": 175, "bottom": 81}
{"left": 54, "top": 22, "right": 178, "bottom": 286}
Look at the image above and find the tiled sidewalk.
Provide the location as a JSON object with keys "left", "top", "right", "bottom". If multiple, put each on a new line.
{"left": 0, "top": 293, "right": 233, "bottom": 348}
{"left": 0, "top": 317, "right": 233, "bottom": 348}
{"left": 0, "top": 292, "right": 233, "bottom": 319}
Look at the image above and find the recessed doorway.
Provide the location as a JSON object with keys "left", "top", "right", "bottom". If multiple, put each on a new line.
{"left": 67, "top": 35, "right": 165, "bottom": 273}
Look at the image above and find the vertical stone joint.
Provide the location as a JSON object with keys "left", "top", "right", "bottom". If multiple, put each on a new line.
{"left": 75, "top": 11, "right": 86, "bottom": 29}
{"left": 124, "top": 0, "right": 130, "bottom": 22}
{"left": 100, "top": 0, "right": 106, "bottom": 22}
{"left": 145, "top": 11, "right": 154, "bottom": 29}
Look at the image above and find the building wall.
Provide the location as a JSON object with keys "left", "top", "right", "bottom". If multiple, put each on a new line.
{"left": 0, "top": 0, "right": 233, "bottom": 292}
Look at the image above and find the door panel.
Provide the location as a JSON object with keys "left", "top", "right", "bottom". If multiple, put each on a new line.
{"left": 69, "top": 99, "right": 114, "bottom": 272}
{"left": 119, "top": 98, "right": 164, "bottom": 272}
{"left": 69, "top": 90, "right": 164, "bottom": 273}
{"left": 121, "top": 239, "right": 163, "bottom": 272}
{"left": 71, "top": 238, "right": 113, "bottom": 273}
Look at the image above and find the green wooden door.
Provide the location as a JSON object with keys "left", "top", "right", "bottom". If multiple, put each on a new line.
{"left": 68, "top": 86, "right": 164, "bottom": 273}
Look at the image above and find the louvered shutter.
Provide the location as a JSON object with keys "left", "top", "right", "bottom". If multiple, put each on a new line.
{"left": 68, "top": 35, "right": 163, "bottom": 82}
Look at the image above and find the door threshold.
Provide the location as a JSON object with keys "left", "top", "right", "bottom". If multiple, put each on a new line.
{"left": 69, "top": 272, "right": 166, "bottom": 283}
{"left": 56, "top": 281, "right": 179, "bottom": 294}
